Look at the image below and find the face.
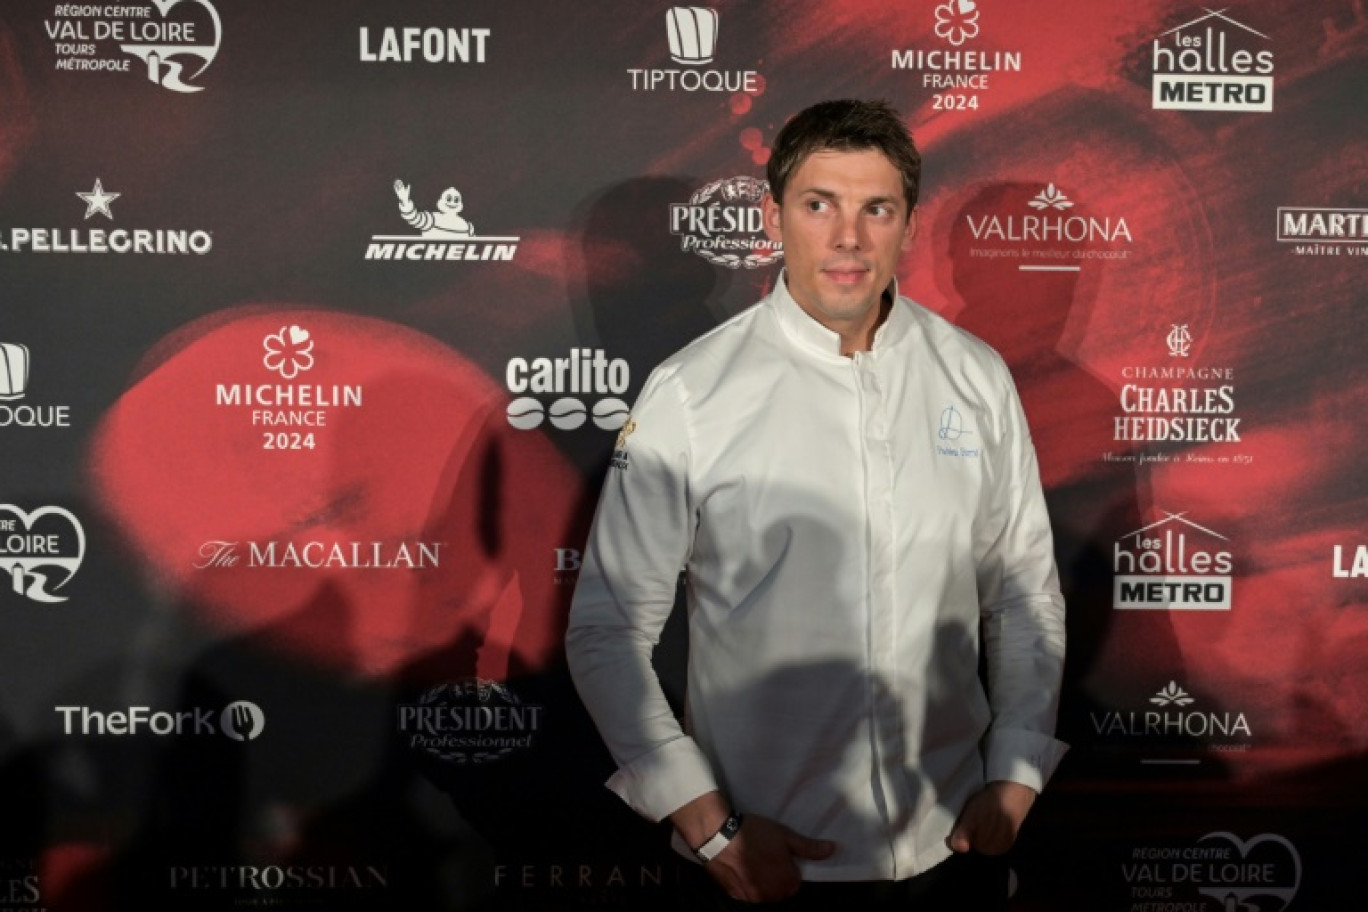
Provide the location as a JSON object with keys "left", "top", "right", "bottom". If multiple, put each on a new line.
{"left": 763, "top": 149, "right": 917, "bottom": 342}
{"left": 439, "top": 188, "right": 463, "bottom": 213}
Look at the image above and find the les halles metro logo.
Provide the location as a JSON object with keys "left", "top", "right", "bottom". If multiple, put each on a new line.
{"left": 1114, "top": 512, "right": 1233, "bottom": 611}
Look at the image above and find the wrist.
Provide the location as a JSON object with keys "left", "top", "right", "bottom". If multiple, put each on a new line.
{"left": 692, "top": 812, "right": 743, "bottom": 863}
{"left": 669, "top": 791, "right": 729, "bottom": 846}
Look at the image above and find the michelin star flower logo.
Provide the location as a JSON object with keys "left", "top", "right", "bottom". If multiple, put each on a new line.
{"left": 934, "top": 0, "right": 980, "bottom": 47}
{"left": 262, "top": 325, "right": 315, "bottom": 379}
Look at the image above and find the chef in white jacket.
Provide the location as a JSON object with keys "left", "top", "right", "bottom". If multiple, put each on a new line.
{"left": 567, "top": 99, "right": 1067, "bottom": 911}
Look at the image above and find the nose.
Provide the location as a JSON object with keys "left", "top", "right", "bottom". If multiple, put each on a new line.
{"left": 833, "top": 210, "right": 864, "bottom": 251}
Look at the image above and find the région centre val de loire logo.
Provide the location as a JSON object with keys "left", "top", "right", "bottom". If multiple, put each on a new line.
{"left": 45, "top": 0, "right": 222, "bottom": 93}
{"left": 0, "top": 505, "right": 86, "bottom": 604}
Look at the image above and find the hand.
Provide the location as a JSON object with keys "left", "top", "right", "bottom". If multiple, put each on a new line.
{"left": 393, "top": 180, "right": 411, "bottom": 206}
{"left": 706, "top": 815, "right": 836, "bottom": 903}
{"left": 947, "top": 780, "right": 1037, "bottom": 856}
{"left": 670, "top": 792, "right": 835, "bottom": 903}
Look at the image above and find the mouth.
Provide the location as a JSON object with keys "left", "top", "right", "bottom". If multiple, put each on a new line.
{"left": 821, "top": 264, "right": 871, "bottom": 286}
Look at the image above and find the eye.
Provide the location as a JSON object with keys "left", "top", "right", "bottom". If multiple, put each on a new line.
{"left": 805, "top": 198, "right": 829, "bottom": 213}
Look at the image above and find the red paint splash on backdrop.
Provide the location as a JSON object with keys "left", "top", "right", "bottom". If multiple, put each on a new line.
{"left": 88, "top": 309, "right": 585, "bottom": 684}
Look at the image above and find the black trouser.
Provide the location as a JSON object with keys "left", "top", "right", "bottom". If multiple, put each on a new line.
{"left": 680, "top": 851, "right": 1010, "bottom": 911}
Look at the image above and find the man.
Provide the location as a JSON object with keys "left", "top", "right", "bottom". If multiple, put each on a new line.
{"left": 566, "top": 99, "right": 1066, "bottom": 910}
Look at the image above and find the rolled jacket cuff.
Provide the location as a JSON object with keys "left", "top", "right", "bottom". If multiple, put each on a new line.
{"left": 606, "top": 735, "right": 719, "bottom": 822}
{"left": 984, "top": 728, "right": 1069, "bottom": 792}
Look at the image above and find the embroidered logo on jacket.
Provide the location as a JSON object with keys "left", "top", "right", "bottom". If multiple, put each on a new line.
{"left": 610, "top": 419, "right": 637, "bottom": 470}
{"left": 935, "top": 404, "right": 980, "bottom": 458}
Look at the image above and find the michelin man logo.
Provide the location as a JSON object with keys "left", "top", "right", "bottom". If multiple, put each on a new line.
{"left": 367, "top": 180, "right": 517, "bottom": 260}
{"left": 394, "top": 181, "right": 474, "bottom": 239}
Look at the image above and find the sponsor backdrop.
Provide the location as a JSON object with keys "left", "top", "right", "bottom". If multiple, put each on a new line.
{"left": 0, "top": 0, "right": 1363, "bottom": 909}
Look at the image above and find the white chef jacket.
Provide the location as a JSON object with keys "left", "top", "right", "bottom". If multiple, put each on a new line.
{"left": 566, "top": 275, "right": 1067, "bottom": 881}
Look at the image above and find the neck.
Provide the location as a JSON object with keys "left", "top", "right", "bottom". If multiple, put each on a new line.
{"left": 838, "top": 293, "right": 893, "bottom": 357}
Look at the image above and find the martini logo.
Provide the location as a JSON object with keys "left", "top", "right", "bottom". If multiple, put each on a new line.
{"left": 214, "top": 326, "right": 362, "bottom": 449}
{"left": 359, "top": 26, "right": 490, "bottom": 63}
{"left": 1150, "top": 10, "right": 1274, "bottom": 112}
{"left": 55, "top": 700, "right": 264, "bottom": 739}
{"left": 1114, "top": 512, "right": 1233, "bottom": 610}
{"left": 1111, "top": 327, "right": 1243, "bottom": 450}
{"left": 398, "top": 679, "right": 543, "bottom": 764}
{"left": 505, "top": 349, "right": 631, "bottom": 432}
{"left": 670, "top": 176, "right": 782, "bottom": 269}
{"left": 0, "top": 505, "right": 85, "bottom": 604}
{"left": 45, "top": 0, "right": 221, "bottom": 93}
{"left": 365, "top": 179, "right": 518, "bottom": 261}
{"left": 892, "top": 1, "right": 1023, "bottom": 112}
{"left": 629, "top": 8, "right": 760, "bottom": 93}
{"left": 1333, "top": 544, "right": 1368, "bottom": 578}
{"left": 0, "top": 180, "right": 212, "bottom": 255}
{"left": 963, "top": 183, "right": 1132, "bottom": 271}
{"left": 1089, "top": 681, "right": 1251, "bottom": 745}
{"left": 1277, "top": 206, "right": 1368, "bottom": 257}
{"left": 0, "top": 344, "right": 72, "bottom": 429}
{"left": 1122, "top": 833, "right": 1300, "bottom": 912}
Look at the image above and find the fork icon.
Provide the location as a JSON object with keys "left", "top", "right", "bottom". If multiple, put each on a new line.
{"left": 223, "top": 702, "right": 262, "bottom": 741}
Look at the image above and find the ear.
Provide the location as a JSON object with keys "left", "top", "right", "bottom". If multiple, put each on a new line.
{"left": 762, "top": 192, "right": 783, "bottom": 245}
{"left": 900, "top": 208, "right": 918, "bottom": 251}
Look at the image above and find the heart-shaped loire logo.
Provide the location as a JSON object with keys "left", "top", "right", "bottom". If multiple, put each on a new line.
{"left": 1194, "top": 832, "right": 1301, "bottom": 911}
{"left": 287, "top": 325, "right": 309, "bottom": 346}
{"left": 957, "top": 0, "right": 977, "bottom": 14}
{"left": 0, "top": 504, "right": 86, "bottom": 603}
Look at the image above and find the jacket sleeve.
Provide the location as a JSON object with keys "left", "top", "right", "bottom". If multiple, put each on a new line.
{"left": 975, "top": 361, "right": 1069, "bottom": 792}
{"left": 565, "top": 366, "right": 719, "bottom": 821}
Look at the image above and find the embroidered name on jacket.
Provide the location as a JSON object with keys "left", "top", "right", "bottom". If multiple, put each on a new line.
{"left": 935, "top": 404, "right": 981, "bottom": 458}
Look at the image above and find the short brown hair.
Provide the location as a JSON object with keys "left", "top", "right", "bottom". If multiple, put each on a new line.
{"left": 766, "top": 99, "right": 922, "bottom": 213}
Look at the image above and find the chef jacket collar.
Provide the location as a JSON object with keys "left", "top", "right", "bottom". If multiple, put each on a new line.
{"left": 770, "top": 270, "right": 912, "bottom": 361}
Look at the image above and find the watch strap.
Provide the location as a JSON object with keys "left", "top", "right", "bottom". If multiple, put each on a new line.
{"left": 694, "top": 813, "right": 743, "bottom": 863}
